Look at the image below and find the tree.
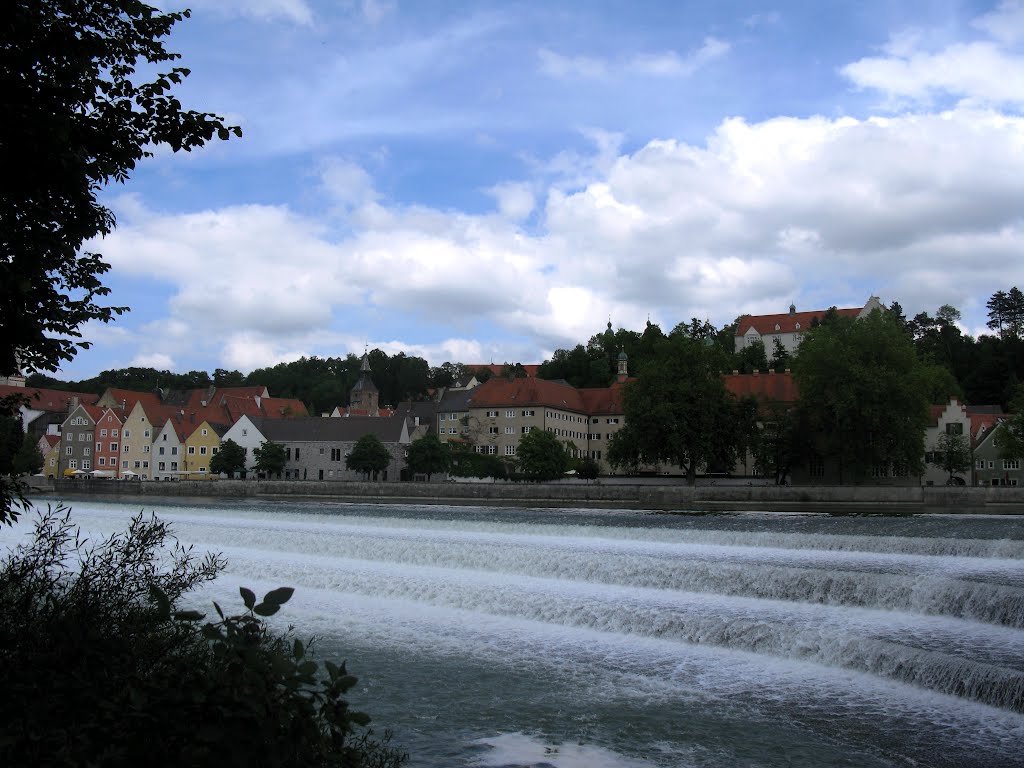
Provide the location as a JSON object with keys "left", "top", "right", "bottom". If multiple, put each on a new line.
{"left": 792, "top": 309, "right": 940, "bottom": 484}
{"left": 0, "top": 1, "right": 240, "bottom": 525}
{"left": 995, "top": 386, "right": 1024, "bottom": 464}
{"left": 447, "top": 443, "right": 507, "bottom": 480}
{"left": 346, "top": 434, "right": 391, "bottom": 480}
{"left": 607, "top": 335, "right": 753, "bottom": 485}
{"left": 209, "top": 438, "right": 246, "bottom": 477}
{"left": 931, "top": 432, "right": 973, "bottom": 485}
{"left": 752, "top": 405, "right": 808, "bottom": 486}
{"left": 734, "top": 338, "right": 768, "bottom": 374}
{"left": 253, "top": 441, "right": 287, "bottom": 477}
{"left": 770, "top": 337, "right": 792, "bottom": 373}
{"left": 576, "top": 455, "right": 601, "bottom": 481}
{"left": 11, "top": 436, "right": 43, "bottom": 477}
{"left": 405, "top": 434, "right": 449, "bottom": 480}
{"left": 516, "top": 429, "right": 571, "bottom": 482}
{"left": 0, "top": 507, "right": 406, "bottom": 767}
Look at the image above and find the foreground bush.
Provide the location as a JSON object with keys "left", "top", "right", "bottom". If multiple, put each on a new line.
{"left": 0, "top": 507, "right": 406, "bottom": 768}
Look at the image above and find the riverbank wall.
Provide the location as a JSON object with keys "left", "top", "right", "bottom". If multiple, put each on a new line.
{"left": 37, "top": 478, "right": 1024, "bottom": 513}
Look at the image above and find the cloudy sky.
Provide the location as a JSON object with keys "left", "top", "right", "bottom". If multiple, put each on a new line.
{"left": 69, "top": 0, "right": 1024, "bottom": 379}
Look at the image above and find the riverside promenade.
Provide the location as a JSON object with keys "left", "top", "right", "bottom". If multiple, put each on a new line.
{"left": 39, "top": 478, "right": 1024, "bottom": 513}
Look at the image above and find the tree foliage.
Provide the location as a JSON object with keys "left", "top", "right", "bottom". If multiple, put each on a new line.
{"left": 607, "top": 335, "right": 755, "bottom": 484}
{"left": 1, "top": 0, "right": 239, "bottom": 525}
{"left": 516, "top": 428, "right": 571, "bottom": 482}
{"left": 932, "top": 432, "right": 973, "bottom": 484}
{"left": 792, "top": 310, "right": 940, "bottom": 484}
{"left": 0, "top": 507, "right": 405, "bottom": 767}
{"left": 405, "top": 433, "right": 449, "bottom": 480}
{"left": 253, "top": 440, "right": 287, "bottom": 477}
{"left": 346, "top": 434, "right": 391, "bottom": 479}
{"left": 209, "top": 438, "right": 246, "bottom": 476}
{"left": 447, "top": 443, "right": 508, "bottom": 480}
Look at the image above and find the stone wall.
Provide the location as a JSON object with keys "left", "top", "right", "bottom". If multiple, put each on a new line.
{"left": 42, "top": 478, "right": 1024, "bottom": 512}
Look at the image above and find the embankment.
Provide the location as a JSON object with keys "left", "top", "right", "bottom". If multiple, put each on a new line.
{"left": 38, "top": 479, "right": 1024, "bottom": 513}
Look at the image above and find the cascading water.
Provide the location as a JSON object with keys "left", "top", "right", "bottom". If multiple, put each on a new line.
{"left": 5, "top": 498, "right": 1024, "bottom": 768}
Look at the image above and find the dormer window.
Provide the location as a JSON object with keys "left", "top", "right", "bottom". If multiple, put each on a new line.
{"left": 795, "top": 322, "right": 801, "bottom": 330}
{"left": 774, "top": 323, "right": 781, "bottom": 331}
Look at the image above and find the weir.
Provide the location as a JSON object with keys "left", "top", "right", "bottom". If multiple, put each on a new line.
{"left": 8, "top": 498, "right": 1024, "bottom": 768}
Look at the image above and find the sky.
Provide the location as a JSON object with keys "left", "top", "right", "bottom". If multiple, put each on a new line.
{"left": 63, "top": 0, "right": 1024, "bottom": 379}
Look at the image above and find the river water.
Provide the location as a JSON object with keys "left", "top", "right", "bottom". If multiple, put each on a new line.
{"left": 5, "top": 497, "right": 1024, "bottom": 767}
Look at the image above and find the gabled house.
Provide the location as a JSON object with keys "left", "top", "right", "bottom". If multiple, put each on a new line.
{"left": 0, "top": 384, "right": 99, "bottom": 439}
{"left": 245, "top": 415, "right": 412, "bottom": 482}
{"left": 973, "top": 421, "right": 1022, "bottom": 486}
{"left": 734, "top": 297, "right": 884, "bottom": 358}
{"left": 183, "top": 420, "right": 227, "bottom": 480}
{"left": 152, "top": 418, "right": 189, "bottom": 481}
{"left": 93, "top": 406, "right": 126, "bottom": 478}
{"left": 38, "top": 434, "right": 61, "bottom": 479}
{"left": 59, "top": 403, "right": 102, "bottom": 477}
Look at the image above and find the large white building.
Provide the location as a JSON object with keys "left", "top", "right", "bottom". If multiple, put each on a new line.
{"left": 735, "top": 296, "right": 884, "bottom": 357}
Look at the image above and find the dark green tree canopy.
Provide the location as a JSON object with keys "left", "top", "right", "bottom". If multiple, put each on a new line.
{"left": 792, "top": 309, "right": 941, "bottom": 484}
{"left": 253, "top": 440, "right": 287, "bottom": 477}
{"left": 209, "top": 438, "right": 246, "bottom": 476}
{"left": 405, "top": 433, "right": 449, "bottom": 480}
{"left": 516, "top": 428, "right": 571, "bottom": 482}
{"left": 346, "top": 434, "right": 391, "bottom": 478}
{"left": 607, "top": 335, "right": 754, "bottom": 485}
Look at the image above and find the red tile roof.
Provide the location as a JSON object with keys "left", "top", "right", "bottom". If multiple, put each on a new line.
{"left": 723, "top": 372, "right": 798, "bottom": 403}
{"left": 735, "top": 308, "right": 861, "bottom": 337}
{"left": 0, "top": 385, "right": 99, "bottom": 412}
{"left": 469, "top": 377, "right": 588, "bottom": 412}
{"left": 466, "top": 364, "right": 542, "bottom": 378}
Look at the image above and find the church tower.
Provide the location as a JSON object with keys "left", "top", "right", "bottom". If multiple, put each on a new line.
{"left": 349, "top": 351, "right": 380, "bottom": 415}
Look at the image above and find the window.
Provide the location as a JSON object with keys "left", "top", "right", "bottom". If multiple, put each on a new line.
{"left": 79, "top": 433, "right": 86, "bottom": 441}
{"left": 449, "top": 427, "right": 458, "bottom": 434}
{"left": 200, "top": 446, "right": 207, "bottom": 455}
{"left": 946, "top": 422, "right": 964, "bottom": 435}
{"left": 143, "top": 445, "right": 150, "bottom": 453}
{"left": 892, "top": 462, "right": 909, "bottom": 478}
{"left": 171, "top": 462, "right": 178, "bottom": 470}
{"left": 294, "top": 448, "right": 299, "bottom": 460}
{"left": 606, "top": 418, "right": 620, "bottom": 424}
{"left": 100, "top": 429, "right": 107, "bottom": 437}
{"left": 504, "top": 445, "right": 516, "bottom": 455}
{"left": 242, "top": 429, "right": 247, "bottom": 436}
{"left": 111, "top": 429, "right": 118, "bottom": 437}
{"left": 521, "top": 410, "right": 535, "bottom": 417}
{"left": 976, "top": 458, "right": 985, "bottom": 469}
{"left": 486, "top": 410, "right": 498, "bottom": 418}
{"left": 158, "top": 462, "right": 166, "bottom": 471}
{"left": 505, "top": 426, "right": 514, "bottom": 434}
{"left": 162, "top": 433, "right": 167, "bottom": 441}
{"left": 171, "top": 447, "right": 178, "bottom": 455}
{"left": 123, "top": 444, "right": 129, "bottom": 453}
{"left": 488, "top": 427, "right": 499, "bottom": 435}
{"left": 808, "top": 458, "right": 825, "bottom": 478}
{"left": 123, "top": 429, "right": 130, "bottom": 438}
{"left": 134, "top": 461, "right": 141, "bottom": 469}
{"left": 66, "top": 446, "right": 72, "bottom": 455}
{"left": 201, "top": 428, "right": 208, "bottom": 436}
{"left": 98, "top": 457, "right": 105, "bottom": 466}
{"left": 187, "top": 446, "right": 195, "bottom": 455}
{"left": 144, "top": 429, "right": 150, "bottom": 438}
{"left": 96, "top": 442, "right": 101, "bottom": 452}
{"left": 122, "top": 460, "right": 128, "bottom": 469}
{"left": 871, "top": 462, "right": 889, "bottom": 478}
{"left": 109, "top": 443, "right": 117, "bottom": 452}
{"left": 212, "top": 447, "right": 218, "bottom": 455}
{"left": 65, "top": 432, "right": 72, "bottom": 442}
{"left": 1004, "top": 459, "right": 1020, "bottom": 470}
{"left": 199, "top": 467, "right": 206, "bottom": 473}
{"left": 505, "top": 410, "right": 515, "bottom": 418}
{"left": 69, "top": 460, "right": 77, "bottom": 469}
{"left": 142, "top": 461, "right": 149, "bottom": 468}
{"left": 83, "top": 447, "right": 90, "bottom": 456}
{"left": 319, "top": 447, "right": 325, "bottom": 455}
{"left": 989, "top": 460, "right": 995, "bottom": 469}
{"left": 521, "top": 426, "right": 532, "bottom": 434}
{"left": 159, "top": 447, "right": 165, "bottom": 455}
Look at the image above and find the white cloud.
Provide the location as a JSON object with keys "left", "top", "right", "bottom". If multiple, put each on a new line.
{"left": 629, "top": 38, "right": 730, "bottom": 76}
{"left": 97, "top": 106, "right": 1024, "bottom": 372}
{"left": 180, "top": 0, "right": 314, "bottom": 25}
{"left": 537, "top": 49, "right": 608, "bottom": 79}
{"left": 318, "top": 157, "right": 379, "bottom": 208}
{"left": 973, "top": 1, "right": 1024, "bottom": 44}
{"left": 131, "top": 352, "right": 176, "bottom": 370}
{"left": 361, "top": 0, "right": 396, "bottom": 26}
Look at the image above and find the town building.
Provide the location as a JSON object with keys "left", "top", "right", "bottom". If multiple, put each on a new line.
{"left": 734, "top": 297, "right": 884, "bottom": 357}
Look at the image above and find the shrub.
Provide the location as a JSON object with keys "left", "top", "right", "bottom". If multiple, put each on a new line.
{"left": 0, "top": 506, "right": 406, "bottom": 768}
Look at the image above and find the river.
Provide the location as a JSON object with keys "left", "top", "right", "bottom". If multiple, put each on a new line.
{"left": 4, "top": 497, "right": 1024, "bottom": 767}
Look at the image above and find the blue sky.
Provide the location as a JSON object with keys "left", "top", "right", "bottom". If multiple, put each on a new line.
{"left": 66, "top": 0, "right": 1024, "bottom": 379}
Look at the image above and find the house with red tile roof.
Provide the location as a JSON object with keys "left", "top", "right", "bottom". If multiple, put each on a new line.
{"left": 735, "top": 297, "right": 884, "bottom": 358}
{"left": 922, "top": 399, "right": 1010, "bottom": 486}
{"left": 58, "top": 403, "right": 105, "bottom": 477}
{"left": 466, "top": 363, "right": 542, "bottom": 379}
{"left": 0, "top": 384, "right": 100, "bottom": 437}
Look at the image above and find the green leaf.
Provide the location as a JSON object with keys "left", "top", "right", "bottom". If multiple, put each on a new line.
{"left": 262, "top": 586, "right": 294, "bottom": 606}
{"left": 173, "top": 610, "right": 205, "bottom": 622}
{"left": 239, "top": 586, "right": 256, "bottom": 610}
{"left": 293, "top": 638, "right": 304, "bottom": 660}
{"left": 252, "top": 602, "right": 280, "bottom": 617}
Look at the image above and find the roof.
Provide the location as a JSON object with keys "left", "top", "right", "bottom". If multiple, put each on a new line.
{"left": 249, "top": 414, "right": 410, "bottom": 444}
{"left": 42, "top": 434, "right": 61, "bottom": 448}
{"left": 437, "top": 388, "right": 475, "bottom": 412}
{"left": 0, "top": 385, "right": 99, "bottom": 412}
{"left": 468, "top": 377, "right": 588, "bottom": 413}
{"left": 735, "top": 308, "right": 861, "bottom": 338}
{"left": 723, "top": 372, "right": 798, "bottom": 403}
{"left": 466, "top": 363, "right": 542, "bottom": 378}
{"left": 579, "top": 381, "right": 628, "bottom": 415}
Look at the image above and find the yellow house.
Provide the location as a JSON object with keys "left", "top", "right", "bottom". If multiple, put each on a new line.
{"left": 43, "top": 439, "right": 61, "bottom": 479}
{"left": 119, "top": 401, "right": 157, "bottom": 480}
{"left": 183, "top": 421, "right": 226, "bottom": 480}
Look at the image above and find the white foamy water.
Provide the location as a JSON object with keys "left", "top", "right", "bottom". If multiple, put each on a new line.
{"left": 5, "top": 497, "right": 1024, "bottom": 768}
